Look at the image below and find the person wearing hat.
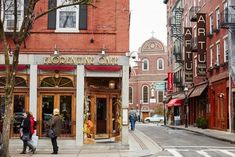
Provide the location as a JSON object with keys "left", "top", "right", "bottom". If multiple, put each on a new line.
{"left": 49, "top": 108, "right": 62, "bottom": 154}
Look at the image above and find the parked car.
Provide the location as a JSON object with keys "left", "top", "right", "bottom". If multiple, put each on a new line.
{"left": 144, "top": 114, "right": 164, "bottom": 123}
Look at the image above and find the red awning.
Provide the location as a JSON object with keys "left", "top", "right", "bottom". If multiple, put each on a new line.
{"left": 85, "top": 65, "right": 121, "bottom": 71}
{"left": 166, "top": 99, "right": 183, "bottom": 108}
{"left": 0, "top": 65, "right": 28, "bottom": 71}
{"left": 38, "top": 65, "right": 76, "bottom": 71}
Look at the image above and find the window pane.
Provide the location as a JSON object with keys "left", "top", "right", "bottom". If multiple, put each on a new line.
{"left": 59, "top": 11, "right": 76, "bottom": 28}
{"left": 143, "top": 86, "right": 148, "bottom": 103}
{"left": 158, "top": 91, "right": 163, "bottom": 102}
{"left": 13, "top": 95, "right": 25, "bottom": 134}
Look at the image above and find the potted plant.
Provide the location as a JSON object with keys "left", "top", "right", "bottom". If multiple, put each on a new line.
{"left": 196, "top": 117, "right": 208, "bottom": 129}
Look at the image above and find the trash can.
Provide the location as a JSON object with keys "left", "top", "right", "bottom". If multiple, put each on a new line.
{"left": 174, "top": 116, "right": 180, "bottom": 126}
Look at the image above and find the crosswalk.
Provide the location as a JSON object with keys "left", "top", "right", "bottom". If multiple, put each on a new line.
{"left": 156, "top": 146, "right": 235, "bottom": 157}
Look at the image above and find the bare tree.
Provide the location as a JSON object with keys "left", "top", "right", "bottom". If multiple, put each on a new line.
{"left": 0, "top": 0, "right": 91, "bottom": 156}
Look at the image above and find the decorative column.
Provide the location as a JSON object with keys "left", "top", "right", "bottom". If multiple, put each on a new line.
{"left": 29, "top": 64, "right": 37, "bottom": 119}
{"left": 121, "top": 65, "right": 129, "bottom": 146}
{"left": 76, "top": 65, "right": 85, "bottom": 145}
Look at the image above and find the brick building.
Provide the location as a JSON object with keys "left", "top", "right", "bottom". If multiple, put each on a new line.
{"left": 0, "top": 0, "right": 130, "bottom": 145}
{"left": 164, "top": 0, "right": 235, "bottom": 132}
{"left": 129, "top": 37, "right": 168, "bottom": 121}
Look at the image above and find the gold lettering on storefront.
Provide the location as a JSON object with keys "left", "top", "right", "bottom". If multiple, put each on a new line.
{"left": 44, "top": 56, "right": 118, "bottom": 65}
{"left": 44, "top": 56, "right": 94, "bottom": 65}
{"left": 98, "top": 56, "right": 118, "bottom": 65}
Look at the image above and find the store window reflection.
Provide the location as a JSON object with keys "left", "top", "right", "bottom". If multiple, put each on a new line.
{"left": 60, "top": 96, "right": 72, "bottom": 135}
{"left": 13, "top": 95, "right": 25, "bottom": 134}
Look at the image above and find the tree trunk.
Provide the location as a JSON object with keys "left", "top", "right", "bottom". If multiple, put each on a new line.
{"left": 0, "top": 72, "right": 14, "bottom": 157}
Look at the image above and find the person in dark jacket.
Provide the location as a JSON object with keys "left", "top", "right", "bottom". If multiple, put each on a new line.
{"left": 49, "top": 108, "right": 62, "bottom": 154}
{"left": 20, "top": 112, "right": 35, "bottom": 154}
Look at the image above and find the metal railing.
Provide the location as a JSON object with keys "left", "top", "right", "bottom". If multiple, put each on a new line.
{"left": 220, "top": 9, "right": 235, "bottom": 28}
{"left": 189, "top": 6, "right": 201, "bottom": 22}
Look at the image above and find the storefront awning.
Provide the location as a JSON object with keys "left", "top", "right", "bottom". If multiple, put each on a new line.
{"left": 85, "top": 65, "right": 121, "bottom": 71}
{"left": 166, "top": 99, "right": 183, "bottom": 108}
{"left": 38, "top": 65, "right": 76, "bottom": 71}
{"left": 189, "top": 83, "right": 208, "bottom": 98}
{"left": 0, "top": 65, "right": 28, "bottom": 71}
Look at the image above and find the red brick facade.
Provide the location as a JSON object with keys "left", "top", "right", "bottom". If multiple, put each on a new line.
{"left": 129, "top": 37, "right": 168, "bottom": 121}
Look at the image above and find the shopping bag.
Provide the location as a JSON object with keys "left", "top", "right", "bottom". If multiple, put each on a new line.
{"left": 28, "top": 135, "right": 38, "bottom": 148}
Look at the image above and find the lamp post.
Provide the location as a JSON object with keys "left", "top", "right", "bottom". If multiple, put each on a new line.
{"left": 163, "top": 95, "right": 167, "bottom": 126}
{"left": 184, "top": 86, "right": 189, "bottom": 128}
{"left": 139, "top": 100, "right": 142, "bottom": 122}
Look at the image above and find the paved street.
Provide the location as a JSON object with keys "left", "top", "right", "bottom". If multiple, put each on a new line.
{"left": 137, "top": 123, "right": 235, "bottom": 157}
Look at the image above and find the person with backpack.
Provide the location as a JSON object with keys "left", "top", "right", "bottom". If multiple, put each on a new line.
{"left": 129, "top": 108, "right": 137, "bottom": 131}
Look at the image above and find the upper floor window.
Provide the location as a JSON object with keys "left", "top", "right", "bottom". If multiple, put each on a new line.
{"left": 48, "top": 1, "right": 87, "bottom": 31}
{"left": 210, "top": 46, "right": 214, "bottom": 68}
{"left": 142, "top": 86, "right": 149, "bottom": 103}
{"left": 224, "top": 37, "right": 229, "bottom": 63}
{"left": 56, "top": 0, "right": 79, "bottom": 31}
{"left": 129, "top": 87, "right": 133, "bottom": 104}
{"left": 157, "top": 58, "right": 164, "bottom": 70}
{"left": 216, "top": 8, "right": 220, "bottom": 30}
{"left": 216, "top": 42, "right": 221, "bottom": 66}
{"left": 142, "top": 59, "right": 149, "bottom": 71}
{"left": 209, "top": 14, "right": 213, "bottom": 35}
{"left": 2, "top": 0, "right": 24, "bottom": 32}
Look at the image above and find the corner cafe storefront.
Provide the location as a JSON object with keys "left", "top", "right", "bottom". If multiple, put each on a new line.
{"left": 0, "top": 54, "right": 130, "bottom": 145}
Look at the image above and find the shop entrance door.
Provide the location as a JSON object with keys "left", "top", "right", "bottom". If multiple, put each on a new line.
{"left": 39, "top": 94, "right": 75, "bottom": 137}
{"left": 95, "top": 96, "right": 108, "bottom": 138}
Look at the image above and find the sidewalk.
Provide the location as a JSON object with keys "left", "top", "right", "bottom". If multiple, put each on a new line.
{"left": 9, "top": 129, "right": 162, "bottom": 157}
{"left": 166, "top": 124, "right": 235, "bottom": 143}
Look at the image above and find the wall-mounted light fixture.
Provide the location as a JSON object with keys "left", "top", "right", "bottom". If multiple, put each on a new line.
{"left": 109, "top": 80, "right": 115, "bottom": 89}
{"left": 54, "top": 44, "right": 59, "bottom": 55}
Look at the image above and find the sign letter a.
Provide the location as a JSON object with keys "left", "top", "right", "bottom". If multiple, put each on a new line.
{"left": 198, "top": 15, "right": 206, "bottom": 23}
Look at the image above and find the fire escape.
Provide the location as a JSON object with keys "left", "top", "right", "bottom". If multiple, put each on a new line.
{"left": 220, "top": 2, "right": 235, "bottom": 82}
{"left": 170, "top": 7, "right": 184, "bottom": 89}
{"left": 171, "top": 8, "right": 184, "bottom": 63}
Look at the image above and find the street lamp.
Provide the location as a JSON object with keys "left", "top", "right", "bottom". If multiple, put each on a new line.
{"left": 184, "top": 86, "right": 189, "bottom": 128}
{"left": 163, "top": 95, "right": 167, "bottom": 126}
{"left": 139, "top": 100, "right": 142, "bottom": 122}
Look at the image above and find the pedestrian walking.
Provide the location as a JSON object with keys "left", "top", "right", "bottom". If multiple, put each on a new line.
{"left": 19, "top": 112, "right": 36, "bottom": 154}
{"left": 49, "top": 108, "right": 62, "bottom": 154}
{"left": 28, "top": 112, "right": 38, "bottom": 153}
{"left": 129, "top": 108, "right": 137, "bottom": 131}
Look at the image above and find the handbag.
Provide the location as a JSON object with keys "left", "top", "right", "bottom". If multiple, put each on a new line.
{"left": 21, "top": 133, "right": 30, "bottom": 141}
{"left": 48, "top": 129, "right": 56, "bottom": 138}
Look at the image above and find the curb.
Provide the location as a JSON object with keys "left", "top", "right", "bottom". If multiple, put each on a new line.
{"left": 165, "top": 125, "right": 235, "bottom": 144}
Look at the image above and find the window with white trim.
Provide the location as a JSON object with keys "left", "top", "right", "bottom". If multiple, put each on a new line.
{"left": 209, "top": 14, "right": 213, "bottom": 35}
{"left": 129, "top": 87, "right": 133, "bottom": 104}
{"left": 224, "top": 37, "right": 229, "bottom": 63}
{"left": 56, "top": 0, "right": 79, "bottom": 31}
{"left": 157, "top": 58, "right": 164, "bottom": 70}
{"left": 142, "top": 86, "right": 149, "bottom": 103}
{"left": 210, "top": 47, "right": 213, "bottom": 67}
{"left": 142, "top": 59, "right": 149, "bottom": 71}
{"left": 216, "top": 8, "right": 220, "bottom": 30}
{"left": 216, "top": 42, "right": 221, "bottom": 66}
{"left": 2, "top": 0, "right": 24, "bottom": 32}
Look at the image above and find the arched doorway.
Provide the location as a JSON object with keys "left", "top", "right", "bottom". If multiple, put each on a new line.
{"left": 38, "top": 76, "right": 76, "bottom": 137}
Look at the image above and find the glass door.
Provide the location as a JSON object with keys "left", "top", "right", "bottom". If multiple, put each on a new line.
{"left": 40, "top": 94, "right": 74, "bottom": 137}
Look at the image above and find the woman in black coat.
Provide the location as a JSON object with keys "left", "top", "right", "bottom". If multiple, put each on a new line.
{"left": 20, "top": 112, "right": 35, "bottom": 154}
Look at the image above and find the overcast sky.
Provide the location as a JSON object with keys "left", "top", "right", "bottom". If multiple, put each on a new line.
{"left": 129, "top": 0, "right": 167, "bottom": 52}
